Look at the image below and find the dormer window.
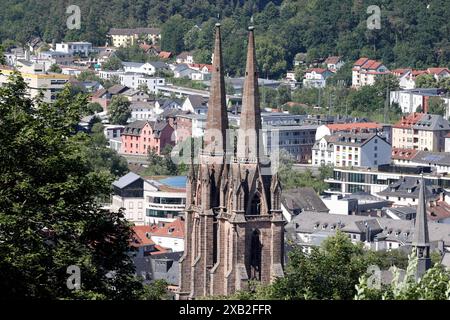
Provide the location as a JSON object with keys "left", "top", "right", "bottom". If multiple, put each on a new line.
{"left": 314, "top": 222, "right": 320, "bottom": 229}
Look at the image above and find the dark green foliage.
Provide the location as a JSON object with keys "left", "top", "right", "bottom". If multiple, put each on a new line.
{"left": 108, "top": 95, "right": 131, "bottom": 125}
{"left": 48, "top": 63, "right": 62, "bottom": 73}
{"left": 0, "top": 72, "right": 142, "bottom": 299}
{"left": 1, "top": 0, "right": 448, "bottom": 79}
{"left": 102, "top": 56, "right": 123, "bottom": 71}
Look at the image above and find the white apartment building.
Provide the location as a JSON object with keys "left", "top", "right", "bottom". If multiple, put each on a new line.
{"left": 55, "top": 42, "right": 93, "bottom": 57}
{"left": 122, "top": 61, "right": 168, "bottom": 76}
{"left": 312, "top": 133, "right": 391, "bottom": 168}
{"left": 390, "top": 88, "right": 450, "bottom": 114}
{"left": 118, "top": 73, "right": 165, "bottom": 92}
{"left": 352, "top": 57, "right": 389, "bottom": 88}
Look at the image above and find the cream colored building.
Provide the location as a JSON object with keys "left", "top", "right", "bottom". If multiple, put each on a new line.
{"left": 0, "top": 64, "right": 70, "bottom": 103}
{"left": 108, "top": 28, "right": 161, "bottom": 48}
{"left": 352, "top": 57, "right": 389, "bottom": 88}
{"left": 392, "top": 113, "right": 450, "bottom": 152}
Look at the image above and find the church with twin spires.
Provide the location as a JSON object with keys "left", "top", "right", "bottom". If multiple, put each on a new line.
{"left": 177, "top": 23, "right": 285, "bottom": 299}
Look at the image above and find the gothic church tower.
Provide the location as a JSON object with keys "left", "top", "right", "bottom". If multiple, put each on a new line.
{"left": 178, "top": 23, "right": 284, "bottom": 300}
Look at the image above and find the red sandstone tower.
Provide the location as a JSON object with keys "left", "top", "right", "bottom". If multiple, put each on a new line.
{"left": 177, "top": 23, "right": 284, "bottom": 300}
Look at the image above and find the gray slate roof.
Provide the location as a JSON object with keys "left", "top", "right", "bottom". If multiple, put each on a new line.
{"left": 282, "top": 187, "right": 329, "bottom": 215}
{"left": 378, "top": 176, "right": 442, "bottom": 200}
{"left": 113, "top": 172, "right": 142, "bottom": 189}
{"left": 412, "top": 114, "right": 450, "bottom": 131}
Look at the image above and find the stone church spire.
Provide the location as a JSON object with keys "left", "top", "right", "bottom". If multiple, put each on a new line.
{"left": 204, "top": 23, "right": 228, "bottom": 154}
{"left": 236, "top": 25, "right": 262, "bottom": 160}
{"left": 413, "top": 176, "right": 431, "bottom": 279}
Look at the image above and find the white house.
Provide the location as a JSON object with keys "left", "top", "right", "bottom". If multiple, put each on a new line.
{"left": 55, "top": 42, "right": 93, "bottom": 57}
{"left": 118, "top": 73, "right": 165, "bottom": 92}
{"left": 325, "top": 56, "right": 344, "bottom": 72}
{"left": 130, "top": 101, "right": 157, "bottom": 121}
{"left": 149, "top": 218, "right": 185, "bottom": 252}
{"left": 182, "top": 95, "right": 208, "bottom": 114}
{"left": 122, "top": 61, "right": 168, "bottom": 76}
{"left": 176, "top": 51, "right": 194, "bottom": 64}
{"left": 303, "top": 68, "right": 334, "bottom": 88}
{"left": 390, "top": 88, "right": 450, "bottom": 114}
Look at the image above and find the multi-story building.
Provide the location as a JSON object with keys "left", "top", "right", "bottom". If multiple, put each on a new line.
{"left": 118, "top": 73, "right": 165, "bottom": 92}
{"left": 108, "top": 28, "right": 161, "bottom": 47}
{"left": 315, "top": 122, "right": 392, "bottom": 143}
{"left": 0, "top": 64, "right": 70, "bottom": 103}
{"left": 352, "top": 57, "right": 389, "bottom": 88}
{"left": 147, "top": 218, "right": 185, "bottom": 252}
{"left": 111, "top": 172, "right": 149, "bottom": 225}
{"left": 392, "top": 113, "right": 450, "bottom": 152}
{"left": 120, "top": 120, "right": 175, "bottom": 155}
{"left": 144, "top": 176, "right": 187, "bottom": 225}
{"left": 38, "top": 51, "right": 74, "bottom": 66}
{"left": 325, "top": 164, "right": 450, "bottom": 196}
{"left": 264, "top": 124, "right": 318, "bottom": 163}
{"left": 324, "top": 56, "right": 344, "bottom": 72}
{"left": 55, "top": 42, "right": 93, "bottom": 57}
{"left": 312, "top": 133, "right": 391, "bottom": 168}
{"left": 122, "top": 61, "right": 169, "bottom": 76}
{"left": 390, "top": 88, "right": 449, "bottom": 114}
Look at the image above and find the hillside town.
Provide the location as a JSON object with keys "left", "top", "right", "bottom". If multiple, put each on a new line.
{"left": 1, "top": 1, "right": 450, "bottom": 303}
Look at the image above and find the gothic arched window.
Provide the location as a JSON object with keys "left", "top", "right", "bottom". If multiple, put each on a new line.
{"left": 250, "top": 229, "right": 262, "bottom": 281}
{"left": 250, "top": 193, "right": 262, "bottom": 215}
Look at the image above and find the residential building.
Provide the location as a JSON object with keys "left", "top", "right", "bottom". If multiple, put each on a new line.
{"left": 55, "top": 42, "right": 93, "bottom": 57}
{"left": 312, "top": 132, "right": 391, "bottom": 168}
{"left": 315, "top": 122, "right": 392, "bottom": 143}
{"left": 302, "top": 68, "right": 334, "bottom": 88}
{"left": 130, "top": 101, "right": 157, "bottom": 121}
{"left": 377, "top": 176, "right": 448, "bottom": 207}
{"left": 122, "top": 61, "right": 169, "bottom": 76}
{"left": 120, "top": 120, "right": 175, "bottom": 155}
{"left": 284, "top": 209, "right": 449, "bottom": 256}
{"left": 392, "top": 113, "right": 450, "bottom": 152}
{"left": 324, "top": 56, "right": 344, "bottom": 72}
{"left": 118, "top": 73, "right": 165, "bottom": 92}
{"left": 38, "top": 51, "right": 73, "bottom": 66}
{"left": 108, "top": 28, "right": 161, "bottom": 47}
{"left": 90, "top": 84, "right": 129, "bottom": 110}
{"left": 176, "top": 51, "right": 194, "bottom": 64}
{"left": 148, "top": 218, "right": 185, "bottom": 252}
{"left": 281, "top": 187, "right": 329, "bottom": 222}
{"left": 390, "top": 88, "right": 449, "bottom": 114}
{"left": 352, "top": 57, "right": 389, "bottom": 88}
{"left": 321, "top": 193, "right": 391, "bottom": 216}
{"left": 111, "top": 172, "right": 148, "bottom": 225}
{"left": 181, "top": 95, "right": 208, "bottom": 114}
{"left": 264, "top": 124, "right": 318, "bottom": 163}
{"left": 0, "top": 64, "right": 70, "bottom": 103}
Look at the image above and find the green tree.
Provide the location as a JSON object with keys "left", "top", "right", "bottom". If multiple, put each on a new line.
{"left": 102, "top": 56, "right": 123, "bottom": 71}
{"left": 161, "top": 14, "right": 192, "bottom": 54}
{"left": 0, "top": 72, "right": 141, "bottom": 299}
{"left": 415, "top": 74, "right": 438, "bottom": 88}
{"left": 255, "top": 36, "right": 287, "bottom": 79}
{"left": 108, "top": 95, "right": 131, "bottom": 125}
{"left": 428, "top": 97, "right": 446, "bottom": 116}
{"left": 48, "top": 63, "right": 62, "bottom": 73}
{"left": 86, "top": 102, "right": 104, "bottom": 115}
{"left": 140, "top": 280, "right": 171, "bottom": 300}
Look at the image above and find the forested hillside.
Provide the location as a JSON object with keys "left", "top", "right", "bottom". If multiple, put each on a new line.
{"left": 1, "top": 0, "right": 450, "bottom": 77}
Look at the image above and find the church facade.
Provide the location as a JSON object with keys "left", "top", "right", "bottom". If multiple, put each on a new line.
{"left": 177, "top": 23, "right": 285, "bottom": 299}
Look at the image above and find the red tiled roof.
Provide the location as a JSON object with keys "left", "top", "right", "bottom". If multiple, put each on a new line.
{"left": 391, "top": 68, "right": 411, "bottom": 76}
{"left": 391, "top": 148, "right": 419, "bottom": 160}
{"left": 354, "top": 57, "right": 369, "bottom": 66}
{"left": 326, "top": 122, "right": 381, "bottom": 131}
{"left": 428, "top": 200, "right": 450, "bottom": 222}
{"left": 131, "top": 225, "right": 158, "bottom": 247}
{"left": 393, "top": 112, "right": 424, "bottom": 128}
{"left": 159, "top": 51, "right": 172, "bottom": 59}
{"left": 150, "top": 218, "right": 184, "bottom": 239}
{"left": 325, "top": 56, "right": 341, "bottom": 64}
{"left": 427, "top": 68, "right": 450, "bottom": 75}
